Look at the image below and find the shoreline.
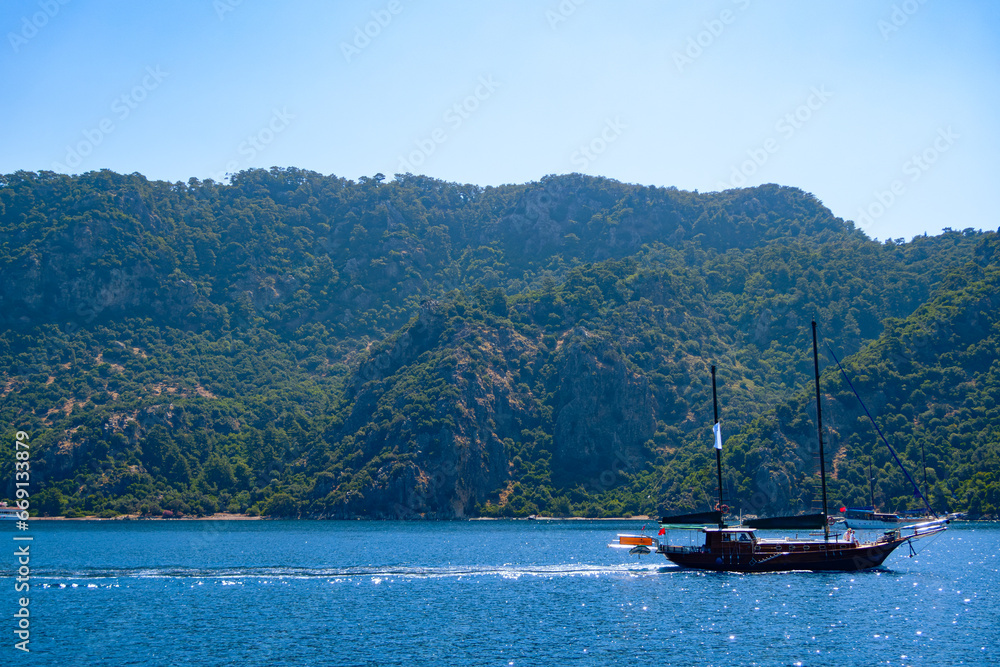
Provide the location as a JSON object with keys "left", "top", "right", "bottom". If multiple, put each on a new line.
{"left": 30, "top": 512, "right": 263, "bottom": 521}
{"left": 488, "top": 515, "right": 652, "bottom": 521}
{"left": 27, "top": 513, "right": 654, "bottom": 522}
{"left": 23, "top": 514, "right": 995, "bottom": 523}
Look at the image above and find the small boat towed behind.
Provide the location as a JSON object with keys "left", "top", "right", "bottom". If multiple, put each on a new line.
{"left": 609, "top": 533, "right": 656, "bottom": 556}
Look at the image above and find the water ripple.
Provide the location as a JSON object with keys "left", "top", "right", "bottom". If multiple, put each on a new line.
{"left": 34, "top": 562, "right": 675, "bottom": 582}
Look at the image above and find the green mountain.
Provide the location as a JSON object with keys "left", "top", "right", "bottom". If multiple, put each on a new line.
{"left": 0, "top": 168, "right": 995, "bottom": 519}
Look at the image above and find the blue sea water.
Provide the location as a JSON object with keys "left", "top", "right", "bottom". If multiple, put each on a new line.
{"left": 1, "top": 519, "right": 996, "bottom": 666}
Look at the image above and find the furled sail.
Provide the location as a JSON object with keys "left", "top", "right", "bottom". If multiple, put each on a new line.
{"left": 744, "top": 513, "right": 826, "bottom": 530}
{"left": 657, "top": 510, "right": 724, "bottom": 526}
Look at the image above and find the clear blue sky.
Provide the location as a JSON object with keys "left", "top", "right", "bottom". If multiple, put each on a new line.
{"left": 2, "top": 0, "right": 997, "bottom": 241}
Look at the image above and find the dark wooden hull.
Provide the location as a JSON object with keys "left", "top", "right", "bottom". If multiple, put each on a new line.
{"left": 660, "top": 538, "right": 906, "bottom": 572}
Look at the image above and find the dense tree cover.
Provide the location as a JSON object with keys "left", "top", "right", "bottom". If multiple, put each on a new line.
{"left": 0, "top": 168, "right": 995, "bottom": 519}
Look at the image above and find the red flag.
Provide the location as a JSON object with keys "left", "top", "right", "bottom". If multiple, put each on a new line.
{"left": 658, "top": 527, "right": 666, "bottom": 536}
{"left": 839, "top": 506, "right": 846, "bottom": 512}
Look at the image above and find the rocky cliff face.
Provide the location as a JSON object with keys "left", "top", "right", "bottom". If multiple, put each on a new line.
{"left": 319, "top": 304, "right": 663, "bottom": 518}
{"left": 551, "top": 329, "right": 656, "bottom": 486}
{"left": 323, "top": 302, "right": 543, "bottom": 518}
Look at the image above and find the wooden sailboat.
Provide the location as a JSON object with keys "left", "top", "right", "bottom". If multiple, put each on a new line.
{"left": 652, "top": 321, "right": 947, "bottom": 572}
{"left": 841, "top": 461, "right": 907, "bottom": 528}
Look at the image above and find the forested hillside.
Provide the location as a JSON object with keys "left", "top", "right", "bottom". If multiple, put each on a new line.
{"left": 0, "top": 168, "right": 996, "bottom": 519}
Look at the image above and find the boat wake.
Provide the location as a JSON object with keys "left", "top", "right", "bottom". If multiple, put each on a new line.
{"left": 34, "top": 562, "right": 673, "bottom": 583}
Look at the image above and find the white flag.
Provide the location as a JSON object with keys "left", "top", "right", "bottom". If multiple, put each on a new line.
{"left": 713, "top": 422, "right": 722, "bottom": 450}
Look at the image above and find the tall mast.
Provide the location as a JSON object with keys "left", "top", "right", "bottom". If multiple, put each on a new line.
{"left": 869, "top": 456, "right": 875, "bottom": 509}
{"left": 712, "top": 365, "right": 725, "bottom": 529}
{"left": 920, "top": 440, "right": 933, "bottom": 516}
{"left": 811, "top": 322, "right": 830, "bottom": 541}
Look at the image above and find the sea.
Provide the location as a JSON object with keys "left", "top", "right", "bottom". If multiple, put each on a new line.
{"left": 2, "top": 519, "right": 996, "bottom": 666}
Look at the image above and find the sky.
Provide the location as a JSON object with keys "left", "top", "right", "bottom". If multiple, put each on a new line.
{"left": 2, "top": 0, "right": 998, "bottom": 242}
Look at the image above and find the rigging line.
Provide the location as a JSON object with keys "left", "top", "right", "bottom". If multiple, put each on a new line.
{"left": 913, "top": 526, "right": 945, "bottom": 556}
{"left": 824, "top": 344, "right": 936, "bottom": 518}
{"left": 904, "top": 526, "right": 944, "bottom": 558}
